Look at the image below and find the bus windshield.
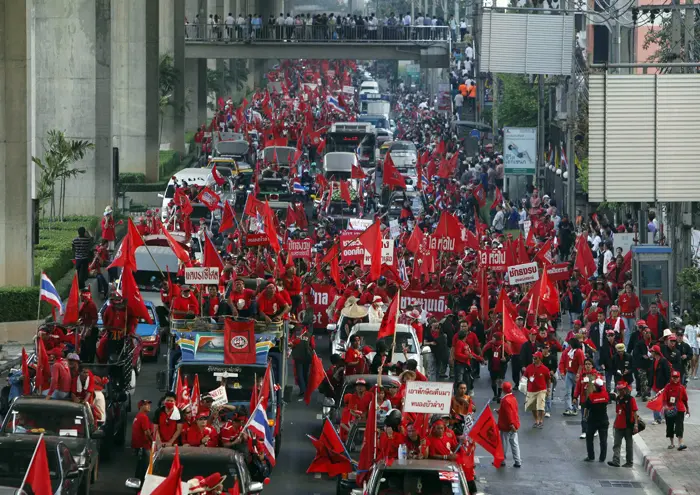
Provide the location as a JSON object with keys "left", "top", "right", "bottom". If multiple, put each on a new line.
{"left": 327, "top": 132, "right": 376, "bottom": 158}
{"left": 177, "top": 364, "right": 270, "bottom": 404}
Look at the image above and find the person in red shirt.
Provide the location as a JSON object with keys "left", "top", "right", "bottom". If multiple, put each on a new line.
{"left": 339, "top": 378, "right": 371, "bottom": 441}
{"left": 496, "top": 381, "right": 521, "bottom": 467}
{"left": 426, "top": 419, "right": 459, "bottom": 461}
{"left": 662, "top": 370, "right": 690, "bottom": 450}
{"left": 131, "top": 399, "right": 153, "bottom": 482}
{"left": 617, "top": 282, "right": 640, "bottom": 345}
{"left": 229, "top": 279, "right": 257, "bottom": 318}
{"left": 378, "top": 424, "right": 406, "bottom": 461}
{"left": 454, "top": 328, "right": 482, "bottom": 394}
{"left": 559, "top": 339, "right": 586, "bottom": 415}
{"left": 573, "top": 358, "right": 599, "bottom": 439}
{"left": 71, "top": 364, "right": 95, "bottom": 407}
{"left": 46, "top": 350, "right": 71, "bottom": 400}
{"left": 283, "top": 265, "right": 302, "bottom": 314}
{"left": 135, "top": 216, "right": 149, "bottom": 236}
{"left": 343, "top": 336, "right": 365, "bottom": 376}
{"left": 153, "top": 393, "right": 183, "bottom": 446}
{"left": 171, "top": 285, "right": 200, "bottom": 319}
{"left": 185, "top": 413, "right": 219, "bottom": 447}
{"left": 103, "top": 294, "right": 138, "bottom": 339}
{"left": 101, "top": 207, "right": 115, "bottom": 250}
{"left": 523, "top": 352, "right": 551, "bottom": 428}
{"left": 220, "top": 414, "right": 248, "bottom": 448}
{"left": 275, "top": 279, "right": 294, "bottom": 321}
{"left": 256, "top": 283, "right": 290, "bottom": 322}
{"left": 610, "top": 381, "right": 638, "bottom": 467}
{"left": 78, "top": 288, "right": 98, "bottom": 328}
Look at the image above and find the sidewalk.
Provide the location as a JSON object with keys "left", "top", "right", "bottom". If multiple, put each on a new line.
{"left": 634, "top": 389, "right": 700, "bottom": 495}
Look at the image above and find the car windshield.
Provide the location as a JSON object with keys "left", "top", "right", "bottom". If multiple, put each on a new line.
{"left": 190, "top": 205, "right": 211, "bottom": 222}
{"left": 5, "top": 406, "right": 87, "bottom": 438}
{"left": 325, "top": 170, "right": 352, "bottom": 181}
{"left": 258, "top": 181, "right": 285, "bottom": 193}
{"left": 0, "top": 446, "right": 61, "bottom": 488}
{"left": 397, "top": 166, "right": 417, "bottom": 175}
{"left": 178, "top": 364, "right": 270, "bottom": 404}
{"left": 262, "top": 147, "right": 295, "bottom": 164}
{"left": 390, "top": 142, "right": 416, "bottom": 153}
{"left": 352, "top": 330, "right": 417, "bottom": 354}
{"left": 153, "top": 456, "right": 240, "bottom": 490}
{"left": 374, "top": 469, "right": 465, "bottom": 494}
{"left": 217, "top": 141, "right": 249, "bottom": 156}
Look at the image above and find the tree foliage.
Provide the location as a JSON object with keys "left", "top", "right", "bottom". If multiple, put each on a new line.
{"left": 643, "top": 14, "right": 700, "bottom": 67}
{"left": 678, "top": 266, "right": 700, "bottom": 323}
{"left": 32, "top": 130, "right": 93, "bottom": 222}
{"left": 496, "top": 74, "right": 538, "bottom": 128}
{"left": 206, "top": 60, "right": 250, "bottom": 110}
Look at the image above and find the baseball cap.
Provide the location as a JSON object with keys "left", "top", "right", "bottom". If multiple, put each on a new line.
{"left": 66, "top": 353, "right": 81, "bottom": 362}
{"left": 636, "top": 319, "right": 648, "bottom": 327}
{"left": 138, "top": 399, "right": 152, "bottom": 408}
{"left": 651, "top": 345, "right": 662, "bottom": 353}
{"left": 533, "top": 351, "right": 543, "bottom": 359}
{"left": 671, "top": 370, "right": 681, "bottom": 378}
{"left": 573, "top": 319, "right": 582, "bottom": 326}
{"left": 355, "top": 378, "right": 367, "bottom": 385}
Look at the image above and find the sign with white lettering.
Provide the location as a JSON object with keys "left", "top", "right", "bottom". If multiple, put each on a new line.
{"left": 403, "top": 381, "right": 453, "bottom": 415}
{"left": 185, "top": 267, "right": 220, "bottom": 285}
{"left": 208, "top": 385, "right": 228, "bottom": 407}
{"left": 507, "top": 262, "right": 540, "bottom": 285}
{"left": 363, "top": 239, "right": 394, "bottom": 267}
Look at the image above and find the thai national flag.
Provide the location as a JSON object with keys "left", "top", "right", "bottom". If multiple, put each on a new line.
{"left": 248, "top": 404, "right": 276, "bottom": 466}
{"left": 292, "top": 180, "right": 306, "bottom": 194}
{"left": 326, "top": 96, "right": 346, "bottom": 113}
{"left": 39, "top": 273, "right": 63, "bottom": 314}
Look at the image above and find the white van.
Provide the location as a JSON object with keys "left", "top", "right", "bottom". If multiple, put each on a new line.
{"left": 323, "top": 152, "right": 358, "bottom": 182}
{"left": 359, "top": 80, "right": 379, "bottom": 96}
{"left": 159, "top": 168, "right": 212, "bottom": 221}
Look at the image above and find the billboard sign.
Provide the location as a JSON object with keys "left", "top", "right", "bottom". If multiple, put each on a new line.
{"left": 504, "top": 127, "right": 537, "bottom": 175}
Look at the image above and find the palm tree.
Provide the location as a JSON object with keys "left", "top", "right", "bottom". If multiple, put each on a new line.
{"left": 206, "top": 60, "right": 250, "bottom": 110}
{"left": 159, "top": 53, "right": 191, "bottom": 145}
{"left": 32, "top": 130, "right": 93, "bottom": 222}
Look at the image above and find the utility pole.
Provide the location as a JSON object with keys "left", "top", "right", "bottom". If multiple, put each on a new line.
{"left": 565, "top": 0, "right": 577, "bottom": 217}
{"left": 474, "top": 0, "right": 482, "bottom": 123}
{"left": 537, "top": 75, "right": 545, "bottom": 190}
{"left": 684, "top": 0, "right": 695, "bottom": 71}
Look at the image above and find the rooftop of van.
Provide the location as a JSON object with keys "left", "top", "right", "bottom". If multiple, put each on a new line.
{"left": 170, "top": 168, "right": 211, "bottom": 183}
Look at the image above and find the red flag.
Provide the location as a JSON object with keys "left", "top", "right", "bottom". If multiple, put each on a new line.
{"left": 534, "top": 237, "right": 554, "bottom": 266}
{"left": 248, "top": 380, "right": 258, "bottom": 420}
{"left": 285, "top": 204, "right": 298, "bottom": 228}
{"left": 330, "top": 256, "right": 343, "bottom": 288}
{"left": 433, "top": 212, "right": 465, "bottom": 252}
{"left": 262, "top": 201, "right": 281, "bottom": 253}
{"left": 174, "top": 188, "right": 194, "bottom": 216}
{"left": 473, "top": 184, "right": 487, "bottom": 208}
{"left": 574, "top": 234, "right": 597, "bottom": 278}
{"left": 502, "top": 301, "right": 527, "bottom": 346}
{"left": 339, "top": 180, "right": 352, "bottom": 206}
{"left": 23, "top": 437, "right": 53, "bottom": 495}
{"left": 175, "top": 373, "right": 190, "bottom": 409}
{"left": 539, "top": 268, "right": 560, "bottom": 316}
{"left": 35, "top": 338, "right": 49, "bottom": 392}
{"left": 150, "top": 465, "right": 182, "bottom": 495}
{"left": 307, "top": 419, "right": 353, "bottom": 476}
{"left": 197, "top": 186, "right": 221, "bottom": 211}
{"left": 468, "top": 406, "right": 504, "bottom": 468}
{"left": 294, "top": 203, "right": 308, "bottom": 229}
{"left": 203, "top": 233, "right": 224, "bottom": 271}
{"left": 21, "top": 348, "right": 31, "bottom": 396}
{"left": 219, "top": 201, "right": 236, "bottom": 232}
{"left": 320, "top": 244, "right": 340, "bottom": 266}
{"left": 190, "top": 375, "right": 201, "bottom": 417}
{"left": 121, "top": 267, "right": 153, "bottom": 323}
{"left": 406, "top": 225, "right": 424, "bottom": 253}
{"left": 480, "top": 268, "right": 489, "bottom": 321}
{"left": 211, "top": 165, "right": 226, "bottom": 186}
{"left": 243, "top": 193, "right": 263, "bottom": 218}
{"left": 169, "top": 446, "right": 183, "bottom": 495}
{"left": 229, "top": 480, "right": 241, "bottom": 495}
{"left": 316, "top": 138, "right": 326, "bottom": 153}
{"left": 516, "top": 234, "right": 530, "bottom": 264}
{"left": 646, "top": 390, "right": 665, "bottom": 412}
{"left": 357, "top": 220, "right": 383, "bottom": 281}
{"left": 62, "top": 273, "right": 80, "bottom": 325}
{"left": 525, "top": 223, "right": 535, "bottom": 247}
{"left": 491, "top": 187, "right": 504, "bottom": 209}
{"left": 108, "top": 234, "right": 137, "bottom": 272}
{"left": 258, "top": 361, "right": 272, "bottom": 411}
{"left": 351, "top": 163, "right": 366, "bottom": 179}
{"left": 377, "top": 293, "right": 399, "bottom": 340}
{"left": 496, "top": 287, "right": 519, "bottom": 320}
{"left": 304, "top": 352, "right": 327, "bottom": 404}
{"left": 383, "top": 153, "right": 406, "bottom": 189}
{"left": 223, "top": 318, "right": 256, "bottom": 365}
{"left": 356, "top": 389, "right": 377, "bottom": 486}
{"left": 128, "top": 216, "right": 146, "bottom": 250}
{"left": 161, "top": 224, "right": 190, "bottom": 264}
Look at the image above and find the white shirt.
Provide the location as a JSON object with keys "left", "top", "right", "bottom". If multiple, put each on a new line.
{"left": 460, "top": 21, "right": 467, "bottom": 29}
{"left": 226, "top": 15, "right": 234, "bottom": 27}
{"left": 284, "top": 16, "right": 294, "bottom": 26}
{"left": 465, "top": 46, "right": 474, "bottom": 59}
{"left": 685, "top": 324, "right": 699, "bottom": 349}
{"left": 368, "top": 305, "right": 384, "bottom": 323}
{"left": 403, "top": 15, "right": 411, "bottom": 26}
{"left": 602, "top": 249, "right": 613, "bottom": 274}
{"left": 454, "top": 93, "right": 464, "bottom": 107}
{"left": 589, "top": 234, "right": 601, "bottom": 253}
{"left": 237, "top": 15, "right": 245, "bottom": 26}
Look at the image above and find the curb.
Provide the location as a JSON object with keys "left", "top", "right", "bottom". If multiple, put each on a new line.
{"left": 633, "top": 433, "right": 690, "bottom": 495}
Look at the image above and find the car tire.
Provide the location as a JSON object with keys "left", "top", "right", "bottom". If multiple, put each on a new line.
{"left": 134, "top": 354, "right": 142, "bottom": 376}
{"left": 274, "top": 433, "right": 282, "bottom": 456}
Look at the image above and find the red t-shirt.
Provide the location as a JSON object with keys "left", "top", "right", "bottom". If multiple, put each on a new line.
{"left": 230, "top": 288, "right": 255, "bottom": 311}
{"left": 184, "top": 425, "right": 218, "bottom": 447}
{"left": 219, "top": 421, "right": 243, "bottom": 444}
{"left": 283, "top": 275, "right": 302, "bottom": 296}
{"left": 523, "top": 363, "right": 550, "bottom": 392}
{"left": 131, "top": 412, "right": 153, "bottom": 449}
{"left": 257, "top": 292, "right": 287, "bottom": 316}
{"left": 614, "top": 397, "right": 638, "bottom": 429}
{"left": 344, "top": 347, "right": 364, "bottom": 376}
{"left": 171, "top": 294, "right": 200, "bottom": 316}
{"left": 155, "top": 408, "right": 181, "bottom": 443}
{"left": 618, "top": 293, "right": 640, "bottom": 316}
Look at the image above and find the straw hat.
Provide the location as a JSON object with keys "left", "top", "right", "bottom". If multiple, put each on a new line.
{"left": 341, "top": 303, "right": 368, "bottom": 319}
{"left": 344, "top": 296, "right": 359, "bottom": 308}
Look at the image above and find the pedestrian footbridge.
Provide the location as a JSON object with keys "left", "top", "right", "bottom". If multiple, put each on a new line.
{"left": 184, "top": 25, "right": 451, "bottom": 67}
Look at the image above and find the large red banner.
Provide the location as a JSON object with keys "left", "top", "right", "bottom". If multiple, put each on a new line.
{"left": 546, "top": 263, "right": 571, "bottom": 282}
{"left": 245, "top": 232, "right": 270, "bottom": 247}
{"left": 310, "top": 284, "right": 339, "bottom": 330}
{"left": 223, "top": 318, "right": 256, "bottom": 365}
{"left": 399, "top": 290, "right": 450, "bottom": 319}
{"left": 478, "top": 249, "right": 508, "bottom": 272}
{"left": 340, "top": 230, "right": 364, "bottom": 264}
{"left": 288, "top": 238, "right": 312, "bottom": 261}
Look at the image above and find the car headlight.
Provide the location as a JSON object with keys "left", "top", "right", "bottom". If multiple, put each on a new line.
{"left": 142, "top": 336, "right": 157, "bottom": 343}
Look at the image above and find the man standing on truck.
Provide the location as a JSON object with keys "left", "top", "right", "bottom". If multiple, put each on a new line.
{"left": 257, "top": 283, "right": 290, "bottom": 322}
{"left": 153, "top": 392, "right": 183, "bottom": 447}
{"left": 171, "top": 285, "right": 200, "bottom": 319}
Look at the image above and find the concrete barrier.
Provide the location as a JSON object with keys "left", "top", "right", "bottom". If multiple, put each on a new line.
{"left": 0, "top": 320, "right": 37, "bottom": 345}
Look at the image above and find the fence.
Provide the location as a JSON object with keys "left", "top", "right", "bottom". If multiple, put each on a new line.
{"left": 184, "top": 24, "right": 452, "bottom": 43}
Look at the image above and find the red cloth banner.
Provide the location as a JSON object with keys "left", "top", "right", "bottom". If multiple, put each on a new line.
{"left": 310, "top": 284, "right": 338, "bottom": 330}
{"left": 478, "top": 249, "right": 508, "bottom": 272}
{"left": 245, "top": 232, "right": 270, "bottom": 247}
{"left": 288, "top": 238, "right": 312, "bottom": 261}
{"left": 546, "top": 263, "right": 571, "bottom": 282}
{"left": 223, "top": 319, "right": 256, "bottom": 365}
{"left": 339, "top": 230, "right": 365, "bottom": 264}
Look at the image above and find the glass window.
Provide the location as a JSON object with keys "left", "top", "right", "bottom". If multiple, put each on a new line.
{"left": 373, "top": 470, "right": 466, "bottom": 495}
{"left": 352, "top": 330, "right": 417, "bottom": 354}
{"left": 5, "top": 406, "right": 86, "bottom": 438}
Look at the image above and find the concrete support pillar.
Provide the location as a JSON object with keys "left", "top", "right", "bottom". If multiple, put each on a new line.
{"left": 0, "top": 0, "right": 33, "bottom": 286}
{"left": 160, "top": 0, "right": 186, "bottom": 153}
{"left": 112, "top": 0, "right": 160, "bottom": 181}
{"left": 184, "top": 58, "right": 200, "bottom": 131}
{"left": 34, "top": 0, "right": 113, "bottom": 216}
{"left": 197, "top": 59, "right": 208, "bottom": 126}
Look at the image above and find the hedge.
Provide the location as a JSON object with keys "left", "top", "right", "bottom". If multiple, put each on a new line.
{"left": 0, "top": 216, "right": 99, "bottom": 323}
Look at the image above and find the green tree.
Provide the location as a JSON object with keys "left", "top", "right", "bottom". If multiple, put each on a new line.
{"left": 643, "top": 14, "right": 700, "bottom": 67}
{"left": 496, "top": 74, "right": 538, "bottom": 128}
{"left": 32, "top": 130, "right": 94, "bottom": 222}
{"left": 206, "top": 61, "right": 250, "bottom": 110}
{"left": 678, "top": 266, "right": 700, "bottom": 323}
{"left": 158, "top": 54, "right": 191, "bottom": 145}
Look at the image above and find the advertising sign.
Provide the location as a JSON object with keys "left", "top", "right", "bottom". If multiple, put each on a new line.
{"left": 340, "top": 230, "right": 365, "bottom": 263}
{"left": 503, "top": 127, "right": 537, "bottom": 175}
{"left": 343, "top": 85, "right": 355, "bottom": 95}
{"left": 399, "top": 290, "right": 450, "bottom": 319}
{"left": 403, "top": 381, "right": 454, "bottom": 415}
{"left": 478, "top": 249, "right": 508, "bottom": 272}
{"left": 310, "top": 284, "right": 338, "bottom": 330}
{"left": 507, "top": 262, "right": 540, "bottom": 285}
{"left": 546, "top": 263, "right": 571, "bottom": 282}
{"left": 363, "top": 239, "right": 394, "bottom": 267}
{"left": 245, "top": 232, "right": 270, "bottom": 247}
{"left": 288, "top": 238, "right": 312, "bottom": 260}
{"left": 208, "top": 386, "right": 228, "bottom": 407}
{"left": 184, "top": 267, "right": 220, "bottom": 285}
{"left": 614, "top": 233, "right": 636, "bottom": 255}
{"left": 348, "top": 218, "right": 372, "bottom": 231}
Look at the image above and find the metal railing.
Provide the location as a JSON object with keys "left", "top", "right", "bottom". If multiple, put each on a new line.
{"left": 184, "top": 24, "right": 452, "bottom": 43}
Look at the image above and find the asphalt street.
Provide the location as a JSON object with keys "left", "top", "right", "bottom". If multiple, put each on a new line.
{"left": 91, "top": 327, "right": 663, "bottom": 495}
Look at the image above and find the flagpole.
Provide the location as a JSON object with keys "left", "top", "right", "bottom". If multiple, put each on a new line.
{"left": 131, "top": 219, "right": 165, "bottom": 279}
{"left": 18, "top": 433, "right": 44, "bottom": 492}
{"left": 390, "top": 289, "right": 401, "bottom": 360}
{"left": 36, "top": 278, "right": 43, "bottom": 331}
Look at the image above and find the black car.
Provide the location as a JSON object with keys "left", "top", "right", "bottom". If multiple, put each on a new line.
{"left": 0, "top": 436, "right": 86, "bottom": 494}
{"left": 125, "top": 447, "right": 264, "bottom": 494}
{"left": 0, "top": 398, "right": 102, "bottom": 489}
